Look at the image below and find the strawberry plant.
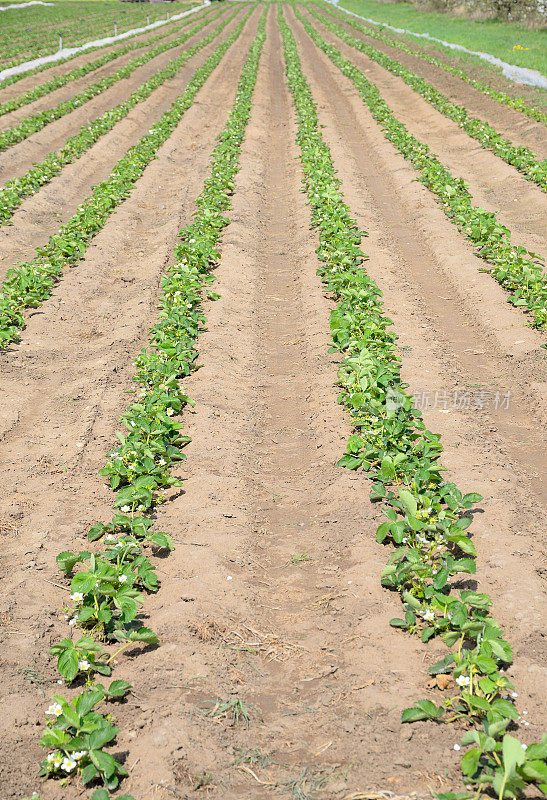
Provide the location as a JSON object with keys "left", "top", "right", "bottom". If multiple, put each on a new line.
{"left": 0, "top": 7, "right": 234, "bottom": 227}
{"left": 294, "top": 9, "right": 547, "bottom": 330}
{"left": 280, "top": 7, "right": 546, "bottom": 796}
{"left": 36, "top": 8, "right": 266, "bottom": 794}
{"left": 0, "top": 5, "right": 234, "bottom": 153}
{"left": 308, "top": 6, "right": 546, "bottom": 191}
{"left": 0, "top": 5, "right": 218, "bottom": 117}
{"left": 0, "top": 7, "right": 254, "bottom": 348}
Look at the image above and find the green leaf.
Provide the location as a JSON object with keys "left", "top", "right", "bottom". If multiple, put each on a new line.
{"left": 399, "top": 489, "right": 418, "bottom": 516}
{"left": 90, "top": 748, "right": 118, "bottom": 777}
{"left": 128, "top": 626, "right": 158, "bottom": 644}
{"left": 461, "top": 748, "right": 481, "bottom": 777}
{"left": 107, "top": 679, "right": 131, "bottom": 698}
{"left": 502, "top": 735, "right": 526, "bottom": 774}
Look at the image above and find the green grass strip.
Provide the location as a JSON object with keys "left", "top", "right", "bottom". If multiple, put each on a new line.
{"left": 279, "top": 8, "right": 547, "bottom": 796}
{"left": 0, "top": 6, "right": 237, "bottom": 227}
{"left": 0, "top": 4, "right": 219, "bottom": 118}
{"left": 38, "top": 11, "right": 266, "bottom": 794}
{"left": 0, "top": 6, "right": 255, "bottom": 349}
{"left": 0, "top": 5, "right": 233, "bottom": 154}
{"left": 294, "top": 7, "right": 547, "bottom": 331}
{"left": 315, "top": 1, "right": 547, "bottom": 127}
{"left": 308, "top": 6, "right": 546, "bottom": 191}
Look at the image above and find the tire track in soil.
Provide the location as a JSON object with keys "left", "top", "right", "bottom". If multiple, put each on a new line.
{"left": 0, "top": 7, "right": 218, "bottom": 131}
{"left": 286, "top": 5, "right": 547, "bottom": 740}
{"left": 305, "top": 9, "right": 547, "bottom": 258}
{"left": 111, "top": 10, "right": 463, "bottom": 799}
{"left": 0, "top": 7, "right": 249, "bottom": 282}
{"left": 0, "top": 12, "right": 262, "bottom": 799}
{"left": 316, "top": 5, "right": 547, "bottom": 160}
{"left": 0, "top": 6, "right": 239, "bottom": 187}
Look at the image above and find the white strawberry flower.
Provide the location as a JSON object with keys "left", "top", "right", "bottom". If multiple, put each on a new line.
{"left": 78, "top": 660, "right": 90, "bottom": 671}
{"left": 120, "top": 505, "right": 131, "bottom": 513}
{"left": 46, "top": 702, "right": 63, "bottom": 717}
{"left": 456, "top": 675, "right": 471, "bottom": 687}
{"left": 118, "top": 574, "right": 128, "bottom": 584}
{"left": 61, "top": 756, "right": 77, "bottom": 773}
{"left": 71, "top": 592, "right": 84, "bottom": 603}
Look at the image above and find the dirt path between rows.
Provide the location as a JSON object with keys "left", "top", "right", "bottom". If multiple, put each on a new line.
{"left": 0, "top": 6, "right": 219, "bottom": 131}
{"left": 287, "top": 0, "right": 547, "bottom": 747}
{"left": 316, "top": 5, "right": 547, "bottom": 160}
{"left": 0, "top": 6, "right": 252, "bottom": 283}
{"left": 0, "top": 10, "right": 261, "bottom": 797}
{"left": 0, "top": 6, "right": 238, "bottom": 188}
{"left": 306, "top": 10, "right": 547, "bottom": 259}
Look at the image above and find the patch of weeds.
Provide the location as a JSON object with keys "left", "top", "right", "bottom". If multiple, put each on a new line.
{"left": 290, "top": 552, "right": 312, "bottom": 565}
{"left": 196, "top": 695, "right": 262, "bottom": 729}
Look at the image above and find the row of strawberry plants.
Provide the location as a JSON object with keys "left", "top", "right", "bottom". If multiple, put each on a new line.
{"left": 293, "top": 9, "right": 547, "bottom": 331}
{"left": 0, "top": 5, "right": 235, "bottom": 227}
{"left": 37, "top": 10, "right": 266, "bottom": 795}
{"left": 307, "top": 5, "right": 546, "bottom": 191}
{"left": 0, "top": 4, "right": 220, "bottom": 118}
{"left": 0, "top": 7, "right": 254, "bottom": 349}
{"left": 0, "top": 5, "right": 229, "bottom": 154}
{"left": 279, "top": 8, "right": 547, "bottom": 797}
{"left": 315, "top": 1, "right": 547, "bottom": 127}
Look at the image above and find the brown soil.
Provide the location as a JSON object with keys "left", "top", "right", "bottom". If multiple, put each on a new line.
{"left": 0, "top": 4, "right": 545, "bottom": 800}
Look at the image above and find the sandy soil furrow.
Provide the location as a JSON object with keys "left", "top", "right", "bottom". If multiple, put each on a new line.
{"left": 0, "top": 13, "right": 216, "bottom": 105}
{"left": 100, "top": 10, "right": 474, "bottom": 798}
{"left": 286, "top": 2, "right": 547, "bottom": 742}
{"left": 0, "top": 11, "right": 262, "bottom": 797}
{"left": 0, "top": 8, "right": 220, "bottom": 131}
{"left": 0, "top": 7, "right": 239, "bottom": 187}
{"left": 316, "top": 5, "right": 547, "bottom": 160}
{"left": 0, "top": 7, "right": 250, "bottom": 283}
{"left": 305, "top": 10, "right": 547, "bottom": 258}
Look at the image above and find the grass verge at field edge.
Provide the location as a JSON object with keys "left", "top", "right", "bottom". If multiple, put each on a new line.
{"left": 307, "top": 6, "right": 546, "bottom": 191}
{"left": 293, "top": 8, "right": 547, "bottom": 332}
{"left": 0, "top": 4, "right": 219, "bottom": 118}
{"left": 36, "top": 9, "right": 266, "bottom": 796}
{"left": 315, "top": 1, "right": 547, "bottom": 127}
{"left": 330, "top": 0, "right": 546, "bottom": 77}
{"left": 280, "top": 7, "right": 547, "bottom": 797}
{"left": 0, "top": 6, "right": 255, "bottom": 348}
{"left": 0, "top": 6, "right": 229, "bottom": 154}
{"left": 0, "top": 6, "right": 236, "bottom": 226}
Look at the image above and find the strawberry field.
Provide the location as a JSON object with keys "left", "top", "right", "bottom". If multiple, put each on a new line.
{"left": 0, "top": 2, "right": 545, "bottom": 799}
